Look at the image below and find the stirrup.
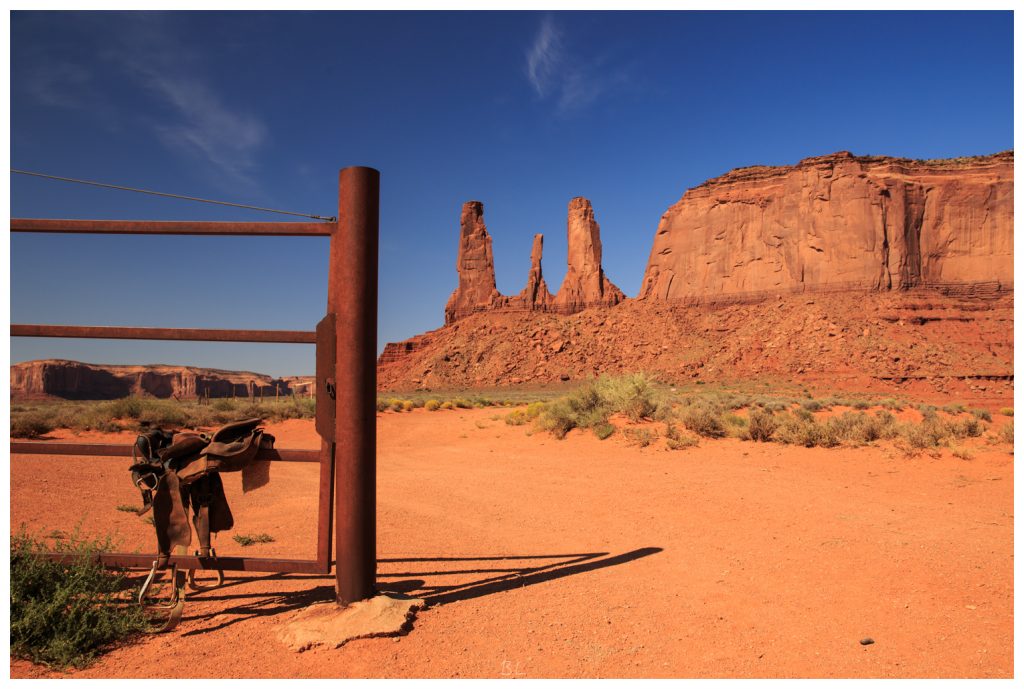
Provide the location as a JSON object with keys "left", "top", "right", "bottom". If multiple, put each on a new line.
{"left": 187, "top": 548, "right": 225, "bottom": 591}
{"left": 138, "top": 554, "right": 187, "bottom": 632}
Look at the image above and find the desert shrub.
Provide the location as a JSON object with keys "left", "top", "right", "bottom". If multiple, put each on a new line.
{"left": 537, "top": 383, "right": 609, "bottom": 439}
{"left": 801, "top": 399, "right": 823, "bottom": 412}
{"left": 851, "top": 399, "right": 871, "bottom": 410}
{"left": 376, "top": 399, "right": 389, "bottom": 412}
{"left": 746, "top": 409, "right": 777, "bottom": 442}
{"left": 946, "top": 416, "right": 984, "bottom": 439}
{"left": 11, "top": 530, "right": 148, "bottom": 669}
{"left": 681, "top": 404, "right": 726, "bottom": 438}
{"left": 439, "top": 401, "right": 454, "bottom": 410}
{"left": 233, "top": 533, "right": 275, "bottom": 547}
{"left": 597, "top": 373, "right": 660, "bottom": 422}
{"left": 999, "top": 408, "right": 1013, "bottom": 417}
{"left": 389, "top": 399, "right": 404, "bottom": 412}
{"left": 525, "top": 401, "right": 545, "bottom": 419}
{"left": 664, "top": 423, "right": 698, "bottom": 450}
{"left": 899, "top": 417, "right": 948, "bottom": 451}
{"left": 793, "top": 407, "right": 814, "bottom": 422}
{"left": 942, "top": 403, "right": 966, "bottom": 415}
{"left": 775, "top": 413, "right": 825, "bottom": 447}
{"left": 624, "top": 427, "right": 657, "bottom": 448}
{"left": 593, "top": 422, "right": 616, "bottom": 440}
{"left": 950, "top": 445, "right": 975, "bottom": 460}
{"left": 453, "top": 398, "right": 474, "bottom": 409}
{"left": 424, "top": 399, "right": 441, "bottom": 411}
{"left": 970, "top": 408, "right": 992, "bottom": 422}
{"left": 504, "top": 409, "right": 529, "bottom": 426}
{"left": 998, "top": 422, "right": 1013, "bottom": 445}
{"left": 401, "top": 400, "right": 414, "bottom": 412}
{"left": 11, "top": 412, "right": 56, "bottom": 439}
{"left": 878, "top": 398, "right": 904, "bottom": 411}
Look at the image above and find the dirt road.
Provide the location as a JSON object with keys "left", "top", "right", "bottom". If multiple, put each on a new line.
{"left": 10, "top": 410, "right": 1014, "bottom": 678}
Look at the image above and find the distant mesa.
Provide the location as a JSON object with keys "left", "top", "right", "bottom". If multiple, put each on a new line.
{"left": 444, "top": 197, "right": 624, "bottom": 324}
{"left": 10, "top": 359, "right": 314, "bottom": 401}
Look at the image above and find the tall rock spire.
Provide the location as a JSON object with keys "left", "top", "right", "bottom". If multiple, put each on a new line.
{"left": 552, "top": 197, "right": 625, "bottom": 312}
{"left": 517, "top": 233, "right": 553, "bottom": 309}
{"left": 444, "top": 201, "right": 504, "bottom": 324}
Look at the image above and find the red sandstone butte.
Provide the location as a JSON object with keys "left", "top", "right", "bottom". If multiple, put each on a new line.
{"left": 444, "top": 201, "right": 506, "bottom": 324}
{"left": 9, "top": 359, "right": 314, "bottom": 400}
{"left": 552, "top": 197, "right": 626, "bottom": 313}
{"left": 638, "top": 151, "right": 1014, "bottom": 303}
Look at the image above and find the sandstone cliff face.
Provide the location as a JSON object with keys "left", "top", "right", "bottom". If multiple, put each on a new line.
{"left": 552, "top": 197, "right": 626, "bottom": 313}
{"left": 10, "top": 359, "right": 314, "bottom": 400}
{"left": 444, "top": 201, "right": 505, "bottom": 324}
{"left": 638, "top": 151, "right": 1014, "bottom": 303}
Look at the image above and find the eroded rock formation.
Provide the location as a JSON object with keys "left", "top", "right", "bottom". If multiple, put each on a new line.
{"left": 552, "top": 197, "right": 625, "bottom": 313}
{"left": 515, "top": 233, "right": 553, "bottom": 309}
{"left": 444, "top": 197, "right": 623, "bottom": 323}
{"left": 10, "top": 359, "right": 314, "bottom": 400}
{"left": 444, "top": 201, "right": 506, "bottom": 324}
{"left": 639, "top": 151, "right": 1014, "bottom": 303}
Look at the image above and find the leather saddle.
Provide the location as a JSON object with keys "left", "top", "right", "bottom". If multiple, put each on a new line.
{"left": 129, "top": 417, "right": 274, "bottom": 631}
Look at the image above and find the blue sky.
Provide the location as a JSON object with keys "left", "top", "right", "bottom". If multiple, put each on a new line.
{"left": 10, "top": 10, "right": 1013, "bottom": 377}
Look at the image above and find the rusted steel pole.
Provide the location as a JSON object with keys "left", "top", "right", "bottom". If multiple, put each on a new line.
{"left": 329, "top": 167, "right": 379, "bottom": 605}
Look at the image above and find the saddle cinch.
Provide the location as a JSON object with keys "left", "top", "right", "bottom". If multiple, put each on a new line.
{"left": 129, "top": 418, "right": 274, "bottom": 632}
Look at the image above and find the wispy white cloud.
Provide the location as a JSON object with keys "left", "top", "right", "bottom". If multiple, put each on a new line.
{"left": 20, "top": 13, "right": 268, "bottom": 188}
{"left": 524, "top": 15, "right": 625, "bottom": 114}
{"left": 24, "top": 61, "right": 93, "bottom": 109}
{"left": 109, "top": 17, "right": 268, "bottom": 187}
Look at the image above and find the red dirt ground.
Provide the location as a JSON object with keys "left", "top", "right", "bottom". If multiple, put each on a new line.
{"left": 10, "top": 410, "right": 1014, "bottom": 678}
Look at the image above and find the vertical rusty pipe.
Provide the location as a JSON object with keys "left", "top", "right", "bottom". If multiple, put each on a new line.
{"left": 329, "top": 167, "right": 379, "bottom": 605}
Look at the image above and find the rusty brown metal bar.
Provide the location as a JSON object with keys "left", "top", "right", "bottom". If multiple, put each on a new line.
{"left": 331, "top": 166, "right": 379, "bottom": 605}
{"left": 10, "top": 218, "right": 334, "bottom": 236}
{"left": 39, "top": 552, "right": 326, "bottom": 573}
{"left": 11, "top": 324, "right": 316, "bottom": 343}
{"left": 10, "top": 441, "right": 319, "bottom": 463}
{"left": 315, "top": 440, "right": 336, "bottom": 573}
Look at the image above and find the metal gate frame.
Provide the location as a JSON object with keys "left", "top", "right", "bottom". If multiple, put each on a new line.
{"left": 10, "top": 166, "right": 379, "bottom": 605}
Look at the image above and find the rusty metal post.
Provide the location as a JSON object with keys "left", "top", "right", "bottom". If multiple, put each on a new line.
{"left": 329, "top": 167, "right": 379, "bottom": 605}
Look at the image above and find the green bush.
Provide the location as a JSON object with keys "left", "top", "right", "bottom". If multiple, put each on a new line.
{"left": 596, "top": 373, "right": 660, "bottom": 422}
{"left": 11, "top": 412, "right": 56, "bottom": 439}
{"left": 746, "top": 409, "right": 777, "bottom": 442}
{"left": 624, "top": 427, "right": 657, "bottom": 448}
{"left": 593, "top": 422, "right": 616, "bottom": 440}
{"left": 11, "top": 530, "right": 148, "bottom": 669}
{"left": 681, "top": 404, "right": 726, "bottom": 438}
{"left": 998, "top": 422, "right": 1013, "bottom": 445}
{"left": 970, "top": 408, "right": 992, "bottom": 422}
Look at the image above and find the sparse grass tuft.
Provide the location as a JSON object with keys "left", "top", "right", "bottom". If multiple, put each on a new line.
{"left": 232, "top": 533, "right": 275, "bottom": 547}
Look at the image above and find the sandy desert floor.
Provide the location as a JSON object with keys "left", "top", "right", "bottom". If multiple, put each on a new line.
{"left": 10, "top": 408, "right": 1014, "bottom": 678}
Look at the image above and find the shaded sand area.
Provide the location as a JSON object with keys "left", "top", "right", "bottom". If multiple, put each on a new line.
{"left": 10, "top": 409, "right": 1013, "bottom": 678}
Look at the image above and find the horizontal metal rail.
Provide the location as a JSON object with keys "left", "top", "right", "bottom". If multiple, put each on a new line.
{"left": 11, "top": 324, "right": 316, "bottom": 343}
{"left": 41, "top": 551, "right": 326, "bottom": 574}
{"left": 11, "top": 218, "right": 335, "bottom": 236}
{"left": 11, "top": 442, "right": 319, "bottom": 462}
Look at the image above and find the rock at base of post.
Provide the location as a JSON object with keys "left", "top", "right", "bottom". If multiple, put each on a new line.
{"left": 277, "top": 593, "right": 424, "bottom": 652}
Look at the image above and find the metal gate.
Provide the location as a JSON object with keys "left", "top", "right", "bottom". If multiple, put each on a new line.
{"left": 10, "top": 166, "right": 379, "bottom": 605}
